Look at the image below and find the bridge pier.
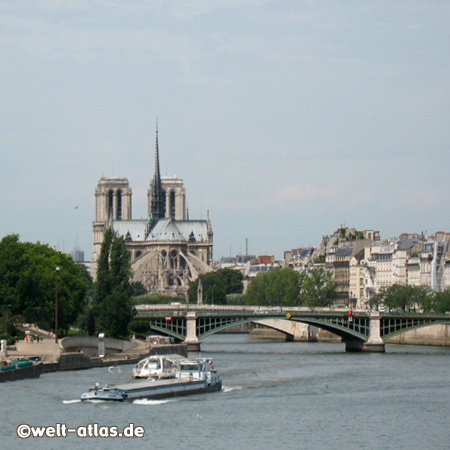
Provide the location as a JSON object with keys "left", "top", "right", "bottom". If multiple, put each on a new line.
{"left": 183, "top": 311, "right": 201, "bottom": 352}
{"left": 285, "top": 324, "right": 318, "bottom": 342}
{"left": 344, "top": 340, "right": 385, "bottom": 352}
{"left": 345, "top": 312, "right": 385, "bottom": 352}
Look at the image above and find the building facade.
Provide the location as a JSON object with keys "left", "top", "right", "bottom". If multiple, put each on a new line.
{"left": 284, "top": 227, "right": 450, "bottom": 308}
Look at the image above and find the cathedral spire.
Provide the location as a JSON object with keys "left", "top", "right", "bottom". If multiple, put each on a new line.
{"left": 154, "top": 118, "right": 161, "bottom": 189}
{"left": 147, "top": 118, "right": 166, "bottom": 233}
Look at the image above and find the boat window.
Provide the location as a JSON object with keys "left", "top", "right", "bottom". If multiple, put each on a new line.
{"left": 180, "top": 364, "right": 202, "bottom": 371}
{"left": 145, "top": 361, "right": 160, "bottom": 369}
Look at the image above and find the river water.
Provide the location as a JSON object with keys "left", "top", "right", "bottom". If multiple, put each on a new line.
{"left": 1, "top": 335, "right": 450, "bottom": 450}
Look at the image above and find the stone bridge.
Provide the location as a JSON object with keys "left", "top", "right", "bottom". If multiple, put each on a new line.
{"left": 136, "top": 305, "right": 450, "bottom": 352}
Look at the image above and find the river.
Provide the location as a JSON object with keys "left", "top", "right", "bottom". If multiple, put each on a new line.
{"left": 1, "top": 335, "right": 450, "bottom": 450}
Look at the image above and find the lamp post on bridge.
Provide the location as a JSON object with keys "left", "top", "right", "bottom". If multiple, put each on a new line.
{"left": 55, "top": 266, "right": 60, "bottom": 343}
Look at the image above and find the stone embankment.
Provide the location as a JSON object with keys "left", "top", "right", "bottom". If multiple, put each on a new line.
{"left": 385, "top": 324, "right": 450, "bottom": 347}
{"left": 248, "top": 323, "right": 450, "bottom": 346}
{"left": 1, "top": 334, "right": 187, "bottom": 381}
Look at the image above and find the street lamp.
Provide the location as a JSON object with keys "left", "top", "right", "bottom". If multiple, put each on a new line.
{"left": 55, "top": 266, "right": 60, "bottom": 343}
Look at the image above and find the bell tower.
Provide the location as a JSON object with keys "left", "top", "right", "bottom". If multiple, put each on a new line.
{"left": 91, "top": 175, "right": 132, "bottom": 278}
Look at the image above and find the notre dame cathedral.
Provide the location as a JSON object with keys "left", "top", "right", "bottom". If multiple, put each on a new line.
{"left": 91, "top": 125, "right": 213, "bottom": 298}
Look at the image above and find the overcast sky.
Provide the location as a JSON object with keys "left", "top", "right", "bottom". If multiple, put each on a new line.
{"left": 1, "top": 1, "right": 449, "bottom": 261}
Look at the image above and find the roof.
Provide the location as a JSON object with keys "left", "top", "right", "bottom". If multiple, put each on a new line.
{"left": 370, "top": 253, "right": 393, "bottom": 261}
{"left": 112, "top": 218, "right": 209, "bottom": 243}
{"left": 173, "top": 220, "right": 209, "bottom": 242}
{"left": 113, "top": 220, "right": 147, "bottom": 241}
{"left": 146, "top": 218, "right": 186, "bottom": 242}
{"left": 397, "top": 239, "right": 419, "bottom": 251}
{"left": 336, "top": 246, "right": 354, "bottom": 257}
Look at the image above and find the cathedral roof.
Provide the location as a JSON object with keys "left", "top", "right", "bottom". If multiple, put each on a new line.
{"left": 112, "top": 220, "right": 147, "bottom": 241}
{"left": 112, "top": 217, "right": 210, "bottom": 243}
{"left": 175, "top": 220, "right": 209, "bottom": 242}
{"left": 146, "top": 218, "right": 186, "bottom": 242}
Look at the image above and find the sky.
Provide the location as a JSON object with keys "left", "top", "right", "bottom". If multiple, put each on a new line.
{"left": 1, "top": 1, "right": 449, "bottom": 261}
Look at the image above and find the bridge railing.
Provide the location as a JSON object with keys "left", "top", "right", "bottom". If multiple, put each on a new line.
{"left": 135, "top": 304, "right": 356, "bottom": 312}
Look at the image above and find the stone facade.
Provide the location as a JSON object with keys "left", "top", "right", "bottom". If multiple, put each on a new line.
{"left": 284, "top": 227, "right": 450, "bottom": 308}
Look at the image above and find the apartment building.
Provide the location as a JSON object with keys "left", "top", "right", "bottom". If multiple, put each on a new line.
{"left": 284, "top": 228, "right": 450, "bottom": 306}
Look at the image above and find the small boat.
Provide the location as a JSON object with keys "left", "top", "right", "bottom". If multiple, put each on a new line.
{"left": 0, "top": 358, "right": 42, "bottom": 382}
{"left": 131, "top": 354, "right": 188, "bottom": 379}
{"left": 81, "top": 358, "right": 222, "bottom": 402}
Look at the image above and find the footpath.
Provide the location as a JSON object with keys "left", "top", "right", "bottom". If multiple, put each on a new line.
{"left": 7, "top": 336, "right": 61, "bottom": 363}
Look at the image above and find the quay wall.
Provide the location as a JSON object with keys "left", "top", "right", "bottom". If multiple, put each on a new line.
{"left": 41, "top": 344, "right": 188, "bottom": 373}
{"left": 248, "top": 322, "right": 450, "bottom": 346}
{"left": 385, "top": 324, "right": 450, "bottom": 347}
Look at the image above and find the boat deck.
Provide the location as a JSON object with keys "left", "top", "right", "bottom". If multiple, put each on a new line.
{"left": 115, "top": 377, "right": 204, "bottom": 392}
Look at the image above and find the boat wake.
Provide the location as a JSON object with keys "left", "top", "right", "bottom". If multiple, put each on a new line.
{"left": 132, "top": 398, "right": 175, "bottom": 406}
{"left": 107, "top": 366, "right": 122, "bottom": 374}
{"left": 222, "top": 385, "right": 243, "bottom": 393}
{"left": 62, "top": 399, "right": 82, "bottom": 404}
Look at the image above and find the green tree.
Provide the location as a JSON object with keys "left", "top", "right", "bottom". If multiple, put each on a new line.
{"left": 0, "top": 234, "right": 89, "bottom": 334}
{"left": 0, "top": 309, "right": 20, "bottom": 337}
{"left": 93, "top": 228, "right": 135, "bottom": 338}
{"left": 188, "top": 269, "right": 244, "bottom": 305}
{"left": 216, "top": 268, "right": 244, "bottom": 294}
{"left": 299, "top": 267, "right": 336, "bottom": 307}
{"left": 131, "top": 281, "right": 147, "bottom": 297}
{"left": 245, "top": 268, "right": 300, "bottom": 306}
{"left": 375, "top": 284, "right": 429, "bottom": 311}
{"left": 244, "top": 271, "right": 270, "bottom": 305}
{"left": 425, "top": 288, "right": 450, "bottom": 313}
{"left": 368, "top": 291, "right": 382, "bottom": 310}
{"left": 226, "top": 293, "right": 246, "bottom": 305}
{"left": 198, "top": 272, "right": 227, "bottom": 305}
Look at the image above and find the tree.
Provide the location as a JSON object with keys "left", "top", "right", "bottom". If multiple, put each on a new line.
{"left": 424, "top": 288, "right": 450, "bottom": 313}
{"left": 188, "top": 268, "right": 244, "bottom": 305}
{"left": 244, "top": 271, "right": 271, "bottom": 305}
{"left": 368, "top": 291, "right": 382, "bottom": 310}
{"left": 245, "top": 268, "right": 300, "bottom": 306}
{"left": 216, "top": 268, "right": 244, "bottom": 294}
{"left": 0, "top": 234, "right": 89, "bottom": 334}
{"left": 93, "top": 228, "right": 135, "bottom": 338}
{"left": 299, "top": 267, "right": 336, "bottom": 307}
{"left": 375, "top": 284, "right": 429, "bottom": 311}
{"left": 194, "top": 272, "right": 227, "bottom": 305}
{"left": 0, "top": 309, "right": 20, "bottom": 337}
{"left": 131, "top": 281, "right": 147, "bottom": 297}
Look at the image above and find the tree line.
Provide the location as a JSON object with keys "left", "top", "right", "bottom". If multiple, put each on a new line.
{"left": 369, "top": 283, "right": 450, "bottom": 313}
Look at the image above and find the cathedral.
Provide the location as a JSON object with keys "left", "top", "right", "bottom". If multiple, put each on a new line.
{"left": 91, "top": 125, "right": 214, "bottom": 298}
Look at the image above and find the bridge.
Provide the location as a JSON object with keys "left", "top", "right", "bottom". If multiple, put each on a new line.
{"left": 135, "top": 305, "right": 450, "bottom": 352}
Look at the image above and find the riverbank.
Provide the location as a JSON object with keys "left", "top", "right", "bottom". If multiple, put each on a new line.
{"left": 1, "top": 335, "right": 187, "bottom": 381}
